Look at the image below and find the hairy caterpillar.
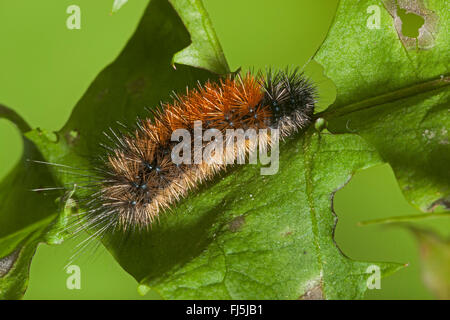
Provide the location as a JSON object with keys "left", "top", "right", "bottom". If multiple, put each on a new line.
{"left": 41, "top": 68, "right": 316, "bottom": 238}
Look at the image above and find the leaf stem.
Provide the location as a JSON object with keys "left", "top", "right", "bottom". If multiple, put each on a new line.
{"left": 358, "top": 212, "right": 450, "bottom": 226}
{"left": 0, "top": 104, "right": 31, "bottom": 133}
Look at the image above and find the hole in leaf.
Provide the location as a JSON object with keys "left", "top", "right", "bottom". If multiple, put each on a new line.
{"left": 66, "top": 129, "right": 80, "bottom": 145}
{"left": 396, "top": 5, "right": 425, "bottom": 38}
{"left": 385, "top": 0, "right": 439, "bottom": 50}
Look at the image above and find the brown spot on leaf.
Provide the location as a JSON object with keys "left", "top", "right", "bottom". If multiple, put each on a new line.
{"left": 229, "top": 215, "right": 245, "bottom": 232}
{"left": 65, "top": 129, "right": 79, "bottom": 145}
{"left": 127, "top": 76, "right": 147, "bottom": 94}
{"left": 0, "top": 249, "right": 20, "bottom": 277}
{"left": 384, "top": 0, "right": 439, "bottom": 50}
{"left": 96, "top": 88, "right": 109, "bottom": 101}
{"left": 428, "top": 197, "right": 450, "bottom": 212}
{"left": 299, "top": 283, "right": 324, "bottom": 300}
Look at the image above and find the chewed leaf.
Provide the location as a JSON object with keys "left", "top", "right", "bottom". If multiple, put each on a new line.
{"left": 314, "top": 0, "right": 450, "bottom": 211}
{"left": 170, "top": 0, "right": 230, "bottom": 74}
{"left": 0, "top": 0, "right": 420, "bottom": 299}
{"left": 358, "top": 211, "right": 450, "bottom": 299}
{"left": 316, "top": 0, "right": 448, "bottom": 108}
{"left": 104, "top": 131, "right": 403, "bottom": 299}
{"left": 0, "top": 105, "right": 69, "bottom": 299}
{"left": 0, "top": 214, "right": 62, "bottom": 300}
{"left": 384, "top": 0, "right": 439, "bottom": 50}
{"left": 1, "top": 0, "right": 220, "bottom": 299}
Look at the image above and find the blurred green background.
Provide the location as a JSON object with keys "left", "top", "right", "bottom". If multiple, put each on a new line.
{"left": 0, "top": 0, "right": 445, "bottom": 299}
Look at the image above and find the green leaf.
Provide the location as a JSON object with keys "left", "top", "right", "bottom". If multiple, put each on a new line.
{"left": 1, "top": 0, "right": 413, "bottom": 299}
{"left": 358, "top": 212, "right": 450, "bottom": 226}
{"left": 0, "top": 0, "right": 220, "bottom": 299}
{"left": 357, "top": 209, "right": 450, "bottom": 299}
{"left": 410, "top": 228, "right": 450, "bottom": 299}
{"left": 170, "top": 0, "right": 230, "bottom": 74}
{"left": 0, "top": 214, "right": 69, "bottom": 299}
{"left": 27, "top": 0, "right": 220, "bottom": 177}
{"left": 105, "top": 131, "right": 402, "bottom": 299}
{"left": 314, "top": 0, "right": 450, "bottom": 211}
{"left": 0, "top": 104, "right": 31, "bottom": 133}
{"left": 0, "top": 105, "right": 67, "bottom": 299}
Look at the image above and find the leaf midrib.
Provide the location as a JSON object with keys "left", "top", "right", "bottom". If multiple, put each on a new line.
{"left": 316, "top": 74, "right": 450, "bottom": 120}
{"left": 302, "top": 132, "right": 325, "bottom": 298}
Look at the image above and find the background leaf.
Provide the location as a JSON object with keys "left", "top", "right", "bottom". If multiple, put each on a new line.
{"left": 170, "top": 0, "right": 230, "bottom": 74}
{"left": 314, "top": 0, "right": 449, "bottom": 211}
{"left": 0, "top": 0, "right": 218, "bottom": 299}
{"left": 0, "top": 105, "right": 66, "bottom": 299}
{"left": 409, "top": 227, "right": 449, "bottom": 299}
{"left": 359, "top": 214, "right": 450, "bottom": 299}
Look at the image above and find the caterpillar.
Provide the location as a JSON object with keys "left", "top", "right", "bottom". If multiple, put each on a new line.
{"left": 57, "top": 68, "right": 316, "bottom": 237}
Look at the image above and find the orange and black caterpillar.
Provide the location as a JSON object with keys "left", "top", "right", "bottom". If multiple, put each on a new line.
{"left": 76, "top": 68, "right": 316, "bottom": 235}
